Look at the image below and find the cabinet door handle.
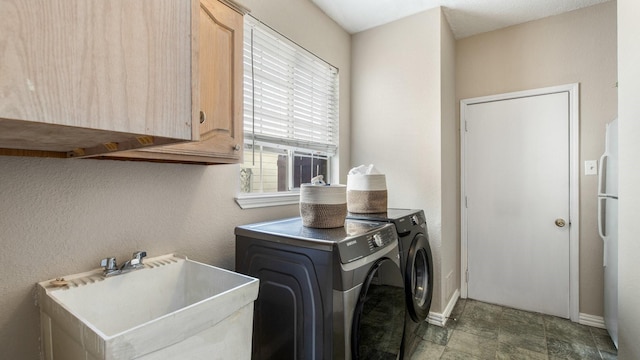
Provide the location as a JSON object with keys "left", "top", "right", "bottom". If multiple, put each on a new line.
{"left": 199, "top": 111, "right": 206, "bottom": 124}
{"left": 233, "top": 144, "right": 241, "bottom": 151}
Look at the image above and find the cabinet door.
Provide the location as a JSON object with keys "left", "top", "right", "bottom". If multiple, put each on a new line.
{"left": 0, "top": 0, "right": 194, "bottom": 157}
{"left": 108, "top": 0, "right": 244, "bottom": 164}
{"left": 200, "top": 0, "right": 233, "bottom": 137}
{"left": 197, "top": 0, "right": 243, "bottom": 159}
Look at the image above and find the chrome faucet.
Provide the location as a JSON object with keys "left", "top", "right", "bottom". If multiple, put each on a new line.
{"left": 121, "top": 251, "right": 147, "bottom": 271}
{"left": 100, "top": 251, "right": 147, "bottom": 277}
{"left": 100, "top": 257, "right": 120, "bottom": 277}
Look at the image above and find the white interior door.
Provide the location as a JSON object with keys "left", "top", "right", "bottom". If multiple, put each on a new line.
{"left": 464, "top": 91, "right": 571, "bottom": 318}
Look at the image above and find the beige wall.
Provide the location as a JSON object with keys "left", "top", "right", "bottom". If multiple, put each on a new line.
{"left": 617, "top": 0, "right": 640, "bottom": 357}
{"left": 456, "top": 1, "right": 618, "bottom": 316}
{"left": 351, "top": 7, "right": 458, "bottom": 314}
{"left": 440, "top": 10, "right": 460, "bottom": 307}
{"left": 0, "top": 0, "right": 350, "bottom": 358}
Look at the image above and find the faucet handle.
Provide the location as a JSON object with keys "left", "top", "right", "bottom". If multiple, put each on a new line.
{"left": 100, "top": 257, "right": 118, "bottom": 271}
{"left": 130, "top": 251, "right": 147, "bottom": 266}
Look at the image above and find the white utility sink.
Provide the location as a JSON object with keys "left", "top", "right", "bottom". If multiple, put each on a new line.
{"left": 37, "top": 254, "right": 259, "bottom": 360}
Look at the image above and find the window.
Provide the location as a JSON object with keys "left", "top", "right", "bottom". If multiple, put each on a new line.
{"left": 240, "top": 16, "right": 339, "bottom": 196}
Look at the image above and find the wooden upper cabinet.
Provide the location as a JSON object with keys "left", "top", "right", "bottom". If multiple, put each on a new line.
{"left": 0, "top": 0, "right": 196, "bottom": 157}
{"left": 108, "top": 0, "right": 246, "bottom": 164}
{"left": 199, "top": 0, "right": 237, "bottom": 142}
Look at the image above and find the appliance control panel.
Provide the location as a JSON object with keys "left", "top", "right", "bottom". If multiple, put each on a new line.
{"left": 394, "top": 211, "right": 426, "bottom": 233}
{"left": 337, "top": 224, "right": 398, "bottom": 263}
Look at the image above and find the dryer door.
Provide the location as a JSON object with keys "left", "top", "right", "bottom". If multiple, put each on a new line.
{"left": 351, "top": 257, "right": 405, "bottom": 360}
{"left": 406, "top": 233, "right": 434, "bottom": 322}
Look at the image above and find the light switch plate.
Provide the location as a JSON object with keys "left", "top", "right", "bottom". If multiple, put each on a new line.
{"left": 584, "top": 160, "right": 598, "bottom": 175}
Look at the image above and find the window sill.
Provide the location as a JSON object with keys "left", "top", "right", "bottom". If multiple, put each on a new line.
{"left": 235, "top": 192, "right": 300, "bottom": 209}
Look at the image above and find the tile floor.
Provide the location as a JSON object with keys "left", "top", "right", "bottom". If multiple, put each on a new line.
{"left": 409, "top": 299, "right": 618, "bottom": 360}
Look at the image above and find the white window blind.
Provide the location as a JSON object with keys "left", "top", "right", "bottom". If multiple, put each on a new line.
{"left": 243, "top": 16, "right": 339, "bottom": 156}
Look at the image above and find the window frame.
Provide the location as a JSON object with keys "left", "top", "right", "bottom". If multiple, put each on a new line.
{"left": 236, "top": 16, "right": 339, "bottom": 209}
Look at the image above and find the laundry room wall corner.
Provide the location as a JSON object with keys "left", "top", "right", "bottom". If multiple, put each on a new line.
{"left": 352, "top": 6, "right": 458, "bottom": 316}
{"left": 440, "top": 7, "right": 460, "bottom": 312}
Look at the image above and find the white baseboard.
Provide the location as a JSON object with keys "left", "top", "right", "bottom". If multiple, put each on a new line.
{"left": 427, "top": 289, "right": 460, "bottom": 327}
{"left": 579, "top": 313, "right": 606, "bottom": 329}
{"left": 424, "top": 291, "right": 603, "bottom": 330}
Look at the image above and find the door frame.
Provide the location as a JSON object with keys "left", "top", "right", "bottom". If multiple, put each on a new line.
{"left": 460, "top": 83, "right": 580, "bottom": 322}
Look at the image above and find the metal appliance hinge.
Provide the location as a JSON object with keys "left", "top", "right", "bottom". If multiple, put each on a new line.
{"left": 465, "top": 269, "right": 469, "bottom": 283}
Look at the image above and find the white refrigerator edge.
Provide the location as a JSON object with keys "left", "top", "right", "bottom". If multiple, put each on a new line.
{"left": 597, "top": 117, "right": 618, "bottom": 348}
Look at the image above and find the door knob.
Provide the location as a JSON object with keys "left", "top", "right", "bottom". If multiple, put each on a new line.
{"left": 555, "top": 218, "right": 566, "bottom": 227}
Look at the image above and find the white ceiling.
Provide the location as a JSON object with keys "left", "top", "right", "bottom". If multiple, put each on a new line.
{"left": 309, "top": 0, "right": 611, "bottom": 38}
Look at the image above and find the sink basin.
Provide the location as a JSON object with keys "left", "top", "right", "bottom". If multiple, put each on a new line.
{"left": 37, "top": 254, "right": 259, "bottom": 360}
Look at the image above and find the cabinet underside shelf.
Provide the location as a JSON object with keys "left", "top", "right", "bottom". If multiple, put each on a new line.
{"left": 0, "top": 118, "right": 187, "bottom": 158}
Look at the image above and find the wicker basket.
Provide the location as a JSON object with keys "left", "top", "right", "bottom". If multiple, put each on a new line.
{"left": 347, "top": 174, "right": 387, "bottom": 213}
{"left": 300, "top": 184, "right": 347, "bottom": 228}
{"left": 347, "top": 189, "right": 387, "bottom": 213}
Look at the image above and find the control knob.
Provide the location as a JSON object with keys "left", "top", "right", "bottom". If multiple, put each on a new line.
{"left": 411, "top": 215, "right": 419, "bottom": 225}
{"left": 372, "top": 233, "right": 385, "bottom": 247}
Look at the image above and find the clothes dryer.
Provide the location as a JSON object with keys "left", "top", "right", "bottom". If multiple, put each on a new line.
{"left": 235, "top": 217, "right": 405, "bottom": 360}
{"left": 347, "top": 208, "right": 433, "bottom": 356}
